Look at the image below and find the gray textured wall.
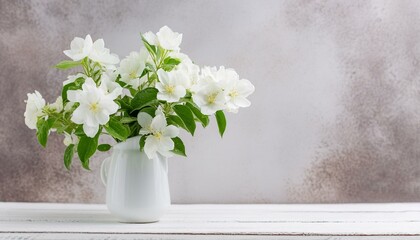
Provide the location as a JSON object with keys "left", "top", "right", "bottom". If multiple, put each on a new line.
{"left": 1, "top": 0, "right": 420, "bottom": 203}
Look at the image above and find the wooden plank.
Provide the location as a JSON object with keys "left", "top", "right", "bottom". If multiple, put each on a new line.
{"left": 0, "top": 202, "right": 420, "bottom": 237}
{"left": 1, "top": 233, "right": 420, "bottom": 240}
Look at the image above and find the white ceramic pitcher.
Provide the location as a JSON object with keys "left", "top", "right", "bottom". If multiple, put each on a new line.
{"left": 101, "top": 136, "right": 171, "bottom": 223}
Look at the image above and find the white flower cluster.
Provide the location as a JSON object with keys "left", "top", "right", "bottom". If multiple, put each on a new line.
{"left": 193, "top": 66, "right": 255, "bottom": 115}
{"left": 24, "top": 26, "right": 254, "bottom": 169}
{"left": 64, "top": 35, "right": 119, "bottom": 68}
{"left": 67, "top": 77, "right": 121, "bottom": 137}
{"left": 24, "top": 91, "right": 46, "bottom": 130}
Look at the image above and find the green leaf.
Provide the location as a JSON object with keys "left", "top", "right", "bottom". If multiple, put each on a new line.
{"left": 164, "top": 57, "right": 181, "bottom": 65}
{"left": 131, "top": 87, "right": 158, "bottom": 111}
{"left": 139, "top": 68, "right": 150, "bottom": 78}
{"left": 129, "top": 88, "right": 137, "bottom": 97}
{"left": 141, "top": 35, "right": 157, "bottom": 56}
{"left": 186, "top": 102, "right": 209, "bottom": 127}
{"left": 64, "top": 144, "right": 75, "bottom": 170}
{"left": 115, "top": 78, "right": 128, "bottom": 88}
{"left": 55, "top": 60, "right": 81, "bottom": 69}
{"left": 172, "top": 137, "right": 186, "bottom": 157}
{"left": 74, "top": 125, "right": 85, "bottom": 137}
{"left": 161, "top": 57, "right": 181, "bottom": 71}
{"left": 156, "top": 46, "right": 164, "bottom": 59}
{"left": 36, "top": 120, "right": 47, "bottom": 147}
{"left": 139, "top": 106, "right": 156, "bottom": 117}
{"left": 77, "top": 134, "right": 99, "bottom": 170}
{"left": 139, "top": 135, "right": 146, "bottom": 152}
{"left": 167, "top": 115, "right": 187, "bottom": 131}
{"left": 215, "top": 110, "right": 227, "bottom": 137}
{"left": 104, "top": 117, "right": 130, "bottom": 141}
{"left": 62, "top": 82, "right": 76, "bottom": 102}
{"left": 117, "top": 97, "right": 132, "bottom": 111}
{"left": 36, "top": 118, "right": 55, "bottom": 148}
{"left": 173, "top": 105, "right": 196, "bottom": 135}
{"left": 145, "top": 62, "right": 156, "bottom": 72}
{"left": 128, "top": 123, "right": 140, "bottom": 138}
{"left": 97, "top": 144, "right": 111, "bottom": 152}
{"left": 120, "top": 117, "right": 137, "bottom": 124}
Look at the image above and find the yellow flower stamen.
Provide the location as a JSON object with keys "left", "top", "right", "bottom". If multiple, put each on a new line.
{"left": 229, "top": 90, "right": 239, "bottom": 98}
{"left": 129, "top": 72, "right": 137, "bottom": 79}
{"left": 155, "top": 131, "right": 162, "bottom": 139}
{"left": 207, "top": 93, "right": 218, "bottom": 104}
{"left": 165, "top": 85, "right": 175, "bottom": 94}
{"left": 89, "top": 102, "right": 99, "bottom": 113}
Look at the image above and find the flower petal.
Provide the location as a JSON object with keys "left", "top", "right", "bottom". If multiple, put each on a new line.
{"left": 144, "top": 136, "right": 159, "bottom": 159}
{"left": 233, "top": 96, "right": 251, "bottom": 108}
{"left": 71, "top": 105, "right": 88, "bottom": 124}
{"left": 157, "top": 69, "right": 170, "bottom": 85}
{"left": 67, "top": 90, "right": 80, "bottom": 102}
{"left": 83, "top": 35, "right": 93, "bottom": 52}
{"left": 83, "top": 123, "right": 99, "bottom": 138}
{"left": 85, "top": 112, "right": 98, "bottom": 127}
{"left": 160, "top": 137, "right": 174, "bottom": 150}
{"left": 143, "top": 31, "right": 158, "bottom": 45}
{"left": 157, "top": 137, "right": 175, "bottom": 157}
{"left": 137, "top": 112, "right": 153, "bottom": 129}
{"left": 163, "top": 125, "right": 179, "bottom": 138}
{"left": 237, "top": 79, "right": 255, "bottom": 96}
{"left": 95, "top": 111, "right": 109, "bottom": 125}
{"left": 93, "top": 38, "right": 105, "bottom": 50}
{"left": 155, "top": 82, "right": 165, "bottom": 93}
{"left": 173, "top": 85, "right": 186, "bottom": 99}
{"left": 151, "top": 114, "right": 167, "bottom": 132}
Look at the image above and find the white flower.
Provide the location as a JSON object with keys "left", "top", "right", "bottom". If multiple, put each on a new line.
{"left": 155, "top": 105, "right": 166, "bottom": 116}
{"left": 63, "top": 132, "right": 79, "bottom": 146}
{"left": 200, "top": 66, "right": 238, "bottom": 86}
{"left": 117, "top": 49, "right": 148, "bottom": 89}
{"left": 63, "top": 73, "right": 86, "bottom": 86}
{"left": 100, "top": 70, "right": 122, "bottom": 95}
{"left": 214, "top": 66, "right": 239, "bottom": 84}
{"left": 198, "top": 66, "right": 219, "bottom": 88}
{"left": 169, "top": 53, "right": 200, "bottom": 91}
{"left": 176, "top": 61, "right": 200, "bottom": 91}
{"left": 223, "top": 78, "right": 255, "bottom": 112}
{"left": 168, "top": 52, "right": 190, "bottom": 62}
{"left": 137, "top": 111, "right": 179, "bottom": 159}
{"left": 206, "top": 66, "right": 254, "bottom": 112}
{"left": 24, "top": 91, "right": 46, "bottom": 130}
{"left": 190, "top": 66, "right": 228, "bottom": 115}
{"left": 191, "top": 66, "right": 254, "bottom": 114}
{"left": 48, "top": 96, "right": 63, "bottom": 112}
{"left": 88, "top": 38, "right": 120, "bottom": 66}
{"left": 63, "top": 35, "right": 119, "bottom": 67}
{"left": 63, "top": 35, "right": 93, "bottom": 61}
{"left": 156, "top": 69, "right": 187, "bottom": 102}
{"left": 156, "top": 26, "right": 182, "bottom": 51}
{"left": 67, "top": 78, "right": 119, "bottom": 137}
{"left": 192, "top": 82, "right": 226, "bottom": 115}
{"left": 143, "top": 31, "right": 158, "bottom": 45}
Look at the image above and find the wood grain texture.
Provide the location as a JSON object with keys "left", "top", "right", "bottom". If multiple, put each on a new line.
{"left": 1, "top": 202, "right": 420, "bottom": 239}
{"left": 1, "top": 234, "right": 420, "bottom": 240}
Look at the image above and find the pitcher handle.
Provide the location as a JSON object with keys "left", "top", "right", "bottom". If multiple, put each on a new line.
{"left": 100, "top": 157, "right": 111, "bottom": 186}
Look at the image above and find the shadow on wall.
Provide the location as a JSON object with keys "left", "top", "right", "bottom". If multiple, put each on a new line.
{"left": 0, "top": 0, "right": 127, "bottom": 202}
{"left": 288, "top": 0, "right": 420, "bottom": 202}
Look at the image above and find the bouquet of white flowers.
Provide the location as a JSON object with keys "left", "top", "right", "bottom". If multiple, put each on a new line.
{"left": 24, "top": 26, "right": 255, "bottom": 170}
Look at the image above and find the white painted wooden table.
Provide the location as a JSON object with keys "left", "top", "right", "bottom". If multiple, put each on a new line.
{"left": 0, "top": 202, "right": 420, "bottom": 239}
